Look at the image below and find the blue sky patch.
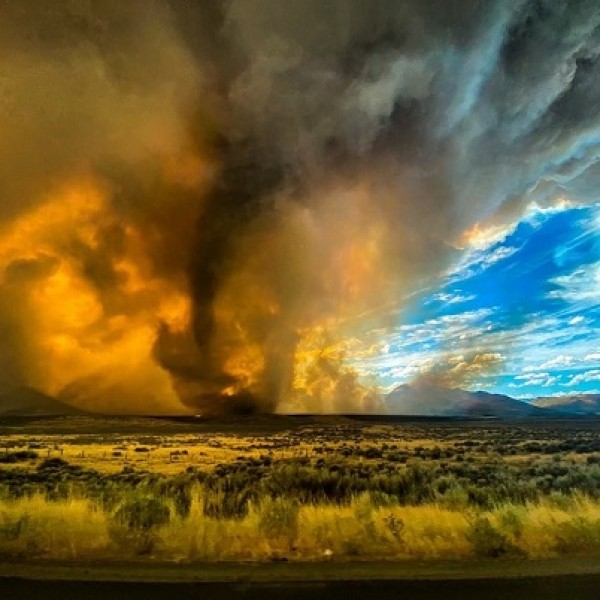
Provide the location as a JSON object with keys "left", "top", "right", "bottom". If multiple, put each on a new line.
{"left": 353, "top": 203, "right": 600, "bottom": 399}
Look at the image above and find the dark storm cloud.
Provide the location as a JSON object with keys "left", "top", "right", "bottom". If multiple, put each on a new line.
{"left": 0, "top": 0, "right": 202, "bottom": 218}
{"left": 1, "top": 0, "right": 599, "bottom": 413}
{"left": 168, "top": 0, "right": 600, "bottom": 412}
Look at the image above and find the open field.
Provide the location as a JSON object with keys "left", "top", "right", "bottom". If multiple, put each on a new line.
{"left": 1, "top": 416, "right": 600, "bottom": 563}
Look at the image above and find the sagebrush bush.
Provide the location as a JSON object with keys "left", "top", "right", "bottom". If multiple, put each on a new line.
{"left": 112, "top": 497, "right": 171, "bottom": 530}
{"left": 109, "top": 497, "right": 171, "bottom": 555}
{"left": 257, "top": 497, "right": 299, "bottom": 540}
{"left": 467, "top": 516, "right": 514, "bottom": 558}
{"left": 554, "top": 516, "right": 600, "bottom": 554}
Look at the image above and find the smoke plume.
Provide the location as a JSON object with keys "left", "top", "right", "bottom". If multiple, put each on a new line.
{"left": 1, "top": 1, "right": 599, "bottom": 413}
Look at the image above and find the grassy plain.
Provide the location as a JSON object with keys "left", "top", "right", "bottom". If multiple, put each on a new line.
{"left": 1, "top": 415, "right": 600, "bottom": 562}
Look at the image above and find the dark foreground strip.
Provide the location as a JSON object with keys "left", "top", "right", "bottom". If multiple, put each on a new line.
{"left": 1, "top": 574, "right": 599, "bottom": 600}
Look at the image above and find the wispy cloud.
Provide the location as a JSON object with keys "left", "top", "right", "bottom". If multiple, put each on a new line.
{"left": 568, "top": 370, "right": 600, "bottom": 386}
{"left": 548, "top": 262, "right": 600, "bottom": 304}
{"left": 355, "top": 203, "right": 600, "bottom": 399}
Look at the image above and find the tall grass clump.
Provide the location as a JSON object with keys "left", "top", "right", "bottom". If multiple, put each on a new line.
{"left": 0, "top": 495, "right": 109, "bottom": 558}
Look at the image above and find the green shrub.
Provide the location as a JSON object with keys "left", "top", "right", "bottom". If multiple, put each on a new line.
{"left": 258, "top": 497, "right": 299, "bottom": 540}
{"left": 0, "top": 514, "right": 28, "bottom": 541}
{"left": 109, "top": 497, "right": 170, "bottom": 555}
{"left": 498, "top": 508, "right": 524, "bottom": 539}
{"left": 0, "top": 451, "right": 38, "bottom": 464}
{"left": 37, "top": 458, "right": 70, "bottom": 471}
{"left": 113, "top": 497, "right": 170, "bottom": 530}
{"left": 554, "top": 517, "right": 600, "bottom": 554}
{"left": 467, "top": 516, "right": 513, "bottom": 558}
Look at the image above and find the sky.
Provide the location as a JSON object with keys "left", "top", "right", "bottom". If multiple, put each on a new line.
{"left": 352, "top": 201, "right": 600, "bottom": 399}
{"left": 0, "top": 1, "right": 599, "bottom": 415}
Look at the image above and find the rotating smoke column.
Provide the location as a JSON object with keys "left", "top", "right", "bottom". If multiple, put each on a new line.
{"left": 0, "top": 1, "right": 599, "bottom": 415}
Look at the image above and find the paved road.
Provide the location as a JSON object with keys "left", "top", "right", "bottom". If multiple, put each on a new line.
{"left": 2, "top": 574, "right": 600, "bottom": 600}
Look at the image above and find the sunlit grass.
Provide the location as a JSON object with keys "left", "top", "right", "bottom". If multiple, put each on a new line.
{"left": 2, "top": 490, "right": 600, "bottom": 562}
{"left": 0, "top": 433, "right": 314, "bottom": 474}
{"left": 0, "top": 495, "right": 109, "bottom": 558}
{"left": 2, "top": 422, "right": 600, "bottom": 562}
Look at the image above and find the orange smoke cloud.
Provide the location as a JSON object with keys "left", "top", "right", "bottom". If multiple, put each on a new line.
{"left": 413, "top": 352, "right": 505, "bottom": 391}
{"left": 0, "top": 169, "right": 213, "bottom": 413}
{"left": 179, "top": 179, "right": 403, "bottom": 413}
{"left": 458, "top": 221, "right": 515, "bottom": 250}
{"left": 287, "top": 326, "right": 381, "bottom": 413}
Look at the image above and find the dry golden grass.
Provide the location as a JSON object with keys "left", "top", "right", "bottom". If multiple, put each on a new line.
{"left": 2, "top": 491, "right": 600, "bottom": 562}
{"left": 0, "top": 495, "right": 109, "bottom": 558}
{"left": 0, "top": 432, "right": 318, "bottom": 474}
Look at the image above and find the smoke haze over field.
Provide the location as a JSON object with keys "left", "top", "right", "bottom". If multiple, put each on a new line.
{"left": 0, "top": 1, "right": 599, "bottom": 414}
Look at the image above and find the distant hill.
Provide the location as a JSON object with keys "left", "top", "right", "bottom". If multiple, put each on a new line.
{"left": 1, "top": 383, "right": 595, "bottom": 419}
{"left": 531, "top": 394, "right": 600, "bottom": 415}
{"left": 0, "top": 387, "right": 85, "bottom": 416}
{"left": 467, "top": 390, "right": 552, "bottom": 418}
{"left": 386, "top": 382, "right": 557, "bottom": 418}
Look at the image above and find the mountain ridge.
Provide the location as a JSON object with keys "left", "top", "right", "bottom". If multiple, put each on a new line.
{"left": 0, "top": 387, "right": 86, "bottom": 416}
{"left": 531, "top": 394, "right": 600, "bottom": 415}
{"left": 385, "top": 382, "right": 566, "bottom": 418}
{"left": 1, "top": 384, "right": 598, "bottom": 418}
